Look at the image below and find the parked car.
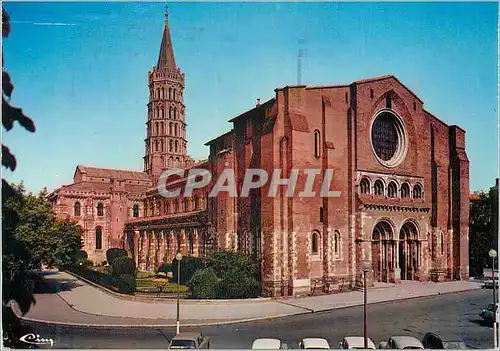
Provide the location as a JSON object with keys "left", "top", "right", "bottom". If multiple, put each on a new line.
{"left": 299, "top": 338, "right": 330, "bottom": 349}
{"left": 480, "top": 303, "right": 498, "bottom": 324}
{"left": 168, "top": 332, "right": 210, "bottom": 349}
{"left": 337, "top": 337, "right": 376, "bottom": 349}
{"left": 482, "top": 277, "right": 499, "bottom": 289}
{"left": 378, "top": 336, "right": 424, "bottom": 349}
{"left": 251, "top": 338, "right": 288, "bottom": 349}
{"left": 421, "top": 332, "right": 467, "bottom": 349}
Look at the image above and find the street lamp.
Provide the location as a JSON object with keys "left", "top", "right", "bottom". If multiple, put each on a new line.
{"left": 363, "top": 269, "right": 369, "bottom": 349}
{"left": 489, "top": 249, "right": 497, "bottom": 349}
{"left": 176, "top": 252, "right": 183, "bottom": 335}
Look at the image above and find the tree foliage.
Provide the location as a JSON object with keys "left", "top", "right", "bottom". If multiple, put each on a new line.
{"left": 469, "top": 182, "right": 499, "bottom": 277}
{"left": 106, "top": 248, "right": 127, "bottom": 266}
{"left": 187, "top": 268, "right": 219, "bottom": 299}
{"left": 112, "top": 256, "right": 136, "bottom": 277}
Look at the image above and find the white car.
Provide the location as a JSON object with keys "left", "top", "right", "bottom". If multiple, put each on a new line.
{"left": 338, "top": 336, "right": 376, "bottom": 349}
{"left": 252, "top": 338, "right": 288, "bottom": 350}
{"left": 378, "top": 336, "right": 424, "bottom": 349}
{"left": 299, "top": 338, "right": 331, "bottom": 349}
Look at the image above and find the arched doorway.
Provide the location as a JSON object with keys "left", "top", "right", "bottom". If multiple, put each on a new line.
{"left": 399, "top": 221, "right": 420, "bottom": 280}
{"left": 372, "top": 221, "right": 395, "bottom": 282}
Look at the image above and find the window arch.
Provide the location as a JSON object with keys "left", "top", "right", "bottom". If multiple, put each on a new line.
{"left": 334, "top": 230, "right": 340, "bottom": 255}
{"left": 74, "top": 202, "right": 81, "bottom": 216}
{"left": 314, "top": 130, "right": 321, "bottom": 159}
{"left": 413, "top": 184, "right": 423, "bottom": 199}
{"left": 173, "top": 108, "right": 177, "bottom": 120}
{"left": 387, "top": 181, "right": 397, "bottom": 198}
{"left": 360, "top": 178, "right": 370, "bottom": 194}
{"left": 95, "top": 227, "right": 103, "bottom": 250}
{"left": 155, "top": 122, "right": 159, "bottom": 135}
{"left": 169, "top": 107, "right": 173, "bottom": 119}
{"left": 175, "top": 124, "right": 178, "bottom": 136}
{"left": 175, "top": 140, "right": 179, "bottom": 153}
{"left": 97, "top": 203, "right": 104, "bottom": 216}
{"left": 374, "top": 180, "right": 384, "bottom": 196}
{"left": 155, "top": 140, "right": 159, "bottom": 151}
{"left": 440, "top": 232, "right": 444, "bottom": 255}
{"left": 401, "top": 183, "right": 410, "bottom": 198}
{"left": 170, "top": 139, "right": 174, "bottom": 152}
{"left": 132, "top": 204, "right": 139, "bottom": 218}
{"left": 311, "top": 231, "right": 320, "bottom": 255}
{"left": 169, "top": 122, "right": 173, "bottom": 135}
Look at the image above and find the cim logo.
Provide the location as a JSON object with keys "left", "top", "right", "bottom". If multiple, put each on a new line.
{"left": 20, "top": 333, "right": 54, "bottom": 348}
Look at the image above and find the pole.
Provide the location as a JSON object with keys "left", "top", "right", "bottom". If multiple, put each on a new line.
{"left": 363, "top": 270, "right": 368, "bottom": 349}
{"left": 176, "top": 258, "right": 180, "bottom": 335}
{"left": 493, "top": 257, "right": 498, "bottom": 349}
{"left": 493, "top": 257, "right": 496, "bottom": 306}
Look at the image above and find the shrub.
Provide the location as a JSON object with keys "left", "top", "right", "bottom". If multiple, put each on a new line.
{"left": 217, "top": 269, "right": 260, "bottom": 299}
{"left": 187, "top": 268, "right": 219, "bottom": 299}
{"left": 117, "top": 274, "right": 136, "bottom": 294}
{"left": 157, "top": 263, "right": 173, "bottom": 274}
{"left": 76, "top": 250, "right": 88, "bottom": 260}
{"left": 208, "top": 250, "right": 258, "bottom": 280}
{"left": 106, "top": 248, "right": 127, "bottom": 265}
{"left": 78, "top": 259, "right": 93, "bottom": 268}
{"left": 112, "top": 256, "right": 136, "bottom": 277}
{"left": 171, "top": 256, "right": 204, "bottom": 285}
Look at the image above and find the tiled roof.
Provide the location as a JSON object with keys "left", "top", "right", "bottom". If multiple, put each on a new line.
{"left": 58, "top": 181, "right": 149, "bottom": 195}
{"left": 77, "top": 165, "right": 151, "bottom": 181}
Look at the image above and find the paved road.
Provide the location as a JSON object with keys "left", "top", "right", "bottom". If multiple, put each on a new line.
{"left": 20, "top": 289, "right": 494, "bottom": 349}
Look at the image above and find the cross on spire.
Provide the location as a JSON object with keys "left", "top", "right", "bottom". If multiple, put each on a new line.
{"left": 164, "top": 4, "right": 169, "bottom": 23}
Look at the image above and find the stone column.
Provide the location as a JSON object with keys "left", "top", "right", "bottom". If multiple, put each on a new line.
{"left": 158, "top": 231, "right": 166, "bottom": 264}
{"left": 193, "top": 228, "right": 199, "bottom": 257}
{"left": 133, "top": 230, "right": 140, "bottom": 265}
{"left": 394, "top": 239, "right": 401, "bottom": 283}
{"left": 180, "top": 229, "right": 187, "bottom": 256}
{"left": 145, "top": 231, "right": 151, "bottom": 271}
{"left": 150, "top": 231, "right": 157, "bottom": 271}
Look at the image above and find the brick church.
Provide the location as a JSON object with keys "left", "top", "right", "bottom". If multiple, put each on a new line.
{"left": 49, "top": 9, "right": 470, "bottom": 297}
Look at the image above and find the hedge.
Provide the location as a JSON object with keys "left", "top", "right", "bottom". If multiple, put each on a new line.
{"left": 66, "top": 266, "right": 136, "bottom": 294}
{"left": 112, "top": 256, "right": 136, "bottom": 277}
{"left": 171, "top": 256, "right": 205, "bottom": 285}
{"left": 106, "top": 248, "right": 127, "bottom": 266}
{"left": 187, "top": 268, "right": 219, "bottom": 299}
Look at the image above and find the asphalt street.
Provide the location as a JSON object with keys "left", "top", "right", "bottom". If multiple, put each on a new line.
{"left": 20, "top": 289, "right": 494, "bottom": 349}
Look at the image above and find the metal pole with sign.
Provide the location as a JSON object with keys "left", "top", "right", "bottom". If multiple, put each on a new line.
{"left": 176, "top": 252, "right": 183, "bottom": 335}
{"left": 489, "top": 249, "right": 497, "bottom": 349}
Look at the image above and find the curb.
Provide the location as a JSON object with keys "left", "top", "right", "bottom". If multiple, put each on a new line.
{"left": 17, "top": 286, "right": 481, "bottom": 328}
{"left": 63, "top": 270, "right": 273, "bottom": 304}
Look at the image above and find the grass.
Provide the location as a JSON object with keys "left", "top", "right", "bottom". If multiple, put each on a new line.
{"left": 136, "top": 273, "right": 189, "bottom": 293}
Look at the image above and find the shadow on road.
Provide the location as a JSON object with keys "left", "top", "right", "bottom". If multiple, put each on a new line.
{"left": 469, "top": 319, "right": 493, "bottom": 328}
{"left": 25, "top": 271, "right": 84, "bottom": 294}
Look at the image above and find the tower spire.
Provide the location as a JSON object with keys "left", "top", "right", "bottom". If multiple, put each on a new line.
{"left": 157, "top": 4, "right": 176, "bottom": 71}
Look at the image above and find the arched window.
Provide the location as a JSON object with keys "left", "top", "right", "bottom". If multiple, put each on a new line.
{"left": 132, "top": 204, "right": 139, "bottom": 218}
{"left": 174, "top": 108, "right": 177, "bottom": 120}
{"left": 169, "top": 122, "right": 173, "bottom": 135}
{"left": 175, "top": 157, "right": 180, "bottom": 167}
{"left": 160, "top": 108, "right": 164, "bottom": 119}
{"left": 413, "top": 184, "right": 422, "bottom": 199}
{"left": 156, "top": 88, "right": 160, "bottom": 99}
{"left": 169, "top": 107, "right": 173, "bottom": 119}
{"left": 387, "top": 182, "right": 397, "bottom": 198}
{"left": 97, "top": 203, "right": 104, "bottom": 216}
{"left": 175, "top": 140, "right": 179, "bottom": 153}
{"left": 314, "top": 130, "right": 321, "bottom": 159}
{"left": 175, "top": 124, "right": 178, "bottom": 136}
{"left": 360, "top": 178, "right": 370, "bottom": 194}
{"left": 161, "top": 88, "right": 165, "bottom": 99}
{"left": 169, "top": 140, "right": 174, "bottom": 152}
{"left": 155, "top": 140, "right": 159, "bottom": 151}
{"left": 155, "top": 123, "right": 159, "bottom": 135}
{"left": 311, "top": 231, "right": 320, "bottom": 255}
{"left": 74, "top": 202, "right": 81, "bottom": 216}
{"left": 174, "top": 200, "right": 179, "bottom": 213}
{"left": 401, "top": 183, "right": 410, "bottom": 198}
{"left": 173, "top": 89, "right": 176, "bottom": 101}
{"left": 95, "top": 227, "right": 103, "bottom": 250}
{"left": 334, "top": 230, "right": 340, "bottom": 255}
{"left": 160, "top": 139, "right": 164, "bottom": 152}
{"left": 440, "top": 232, "right": 444, "bottom": 255}
{"left": 169, "top": 88, "right": 172, "bottom": 100}
{"left": 374, "top": 180, "right": 384, "bottom": 196}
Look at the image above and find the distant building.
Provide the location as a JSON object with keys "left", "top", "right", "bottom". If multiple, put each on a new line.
{"left": 51, "top": 9, "right": 470, "bottom": 296}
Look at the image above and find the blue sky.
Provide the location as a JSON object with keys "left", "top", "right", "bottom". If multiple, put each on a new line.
{"left": 3, "top": 2, "right": 498, "bottom": 193}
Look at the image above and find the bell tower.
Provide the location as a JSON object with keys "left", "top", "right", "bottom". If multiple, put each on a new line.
{"left": 145, "top": 6, "right": 192, "bottom": 180}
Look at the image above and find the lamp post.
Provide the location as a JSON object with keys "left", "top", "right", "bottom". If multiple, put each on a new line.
{"left": 175, "top": 252, "right": 183, "bottom": 335}
{"left": 363, "top": 269, "right": 369, "bottom": 349}
{"left": 489, "top": 249, "right": 497, "bottom": 349}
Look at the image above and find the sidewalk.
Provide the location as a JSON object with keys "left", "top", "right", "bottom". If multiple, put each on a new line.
{"left": 13, "top": 270, "right": 482, "bottom": 327}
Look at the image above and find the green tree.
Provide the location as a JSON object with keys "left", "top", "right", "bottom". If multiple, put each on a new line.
{"left": 469, "top": 181, "right": 499, "bottom": 277}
